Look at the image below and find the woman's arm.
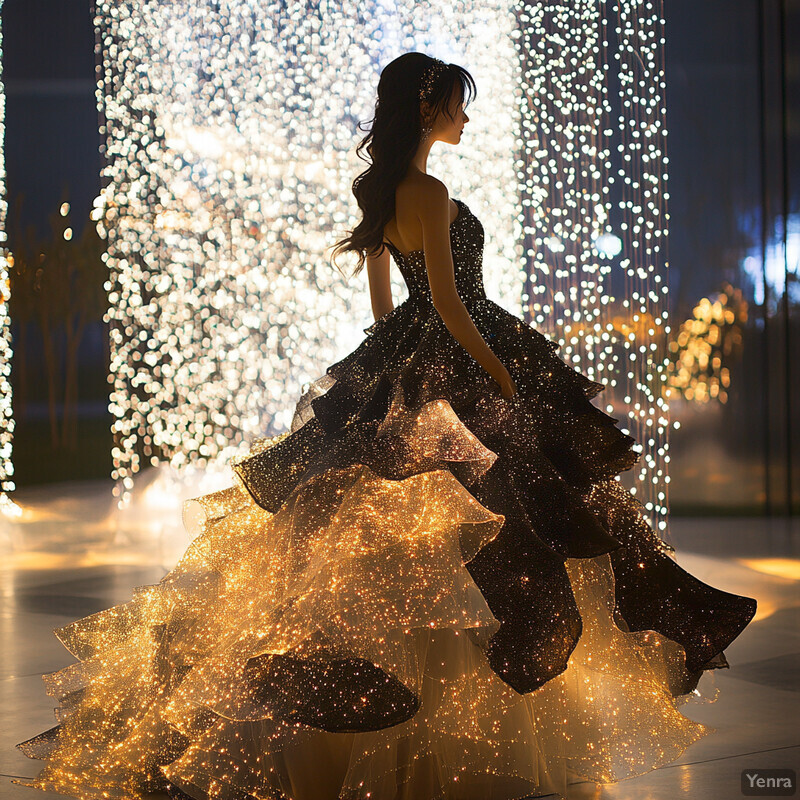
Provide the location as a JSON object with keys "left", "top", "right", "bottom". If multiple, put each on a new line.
{"left": 366, "top": 244, "right": 394, "bottom": 321}
{"left": 418, "top": 178, "right": 512, "bottom": 392}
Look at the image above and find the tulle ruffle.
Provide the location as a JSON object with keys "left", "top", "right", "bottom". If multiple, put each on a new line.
{"left": 15, "top": 437, "right": 712, "bottom": 799}
{"left": 231, "top": 304, "right": 757, "bottom": 695}
{"left": 162, "top": 544, "right": 714, "bottom": 800}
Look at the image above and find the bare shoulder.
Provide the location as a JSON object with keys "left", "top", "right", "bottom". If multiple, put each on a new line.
{"left": 386, "top": 173, "right": 454, "bottom": 254}
{"left": 395, "top": 173, "right": 449, "bottom": 215}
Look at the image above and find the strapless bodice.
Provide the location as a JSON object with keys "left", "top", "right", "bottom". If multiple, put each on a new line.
{"left": 383, "top": 198, "right": 488, "bottom": 306}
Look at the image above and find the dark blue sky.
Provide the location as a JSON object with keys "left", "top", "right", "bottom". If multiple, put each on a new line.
{"left": 4, "top": 0, "right": 101, "bottom": 240}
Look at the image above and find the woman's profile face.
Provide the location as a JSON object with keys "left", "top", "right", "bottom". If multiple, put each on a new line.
{"left": 425, "top": 83, "right": 470, "bottom": 146}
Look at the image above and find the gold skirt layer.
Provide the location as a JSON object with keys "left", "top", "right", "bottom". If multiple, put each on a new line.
{"left": 16, "top": 428, "right": 709, "bottom": 800}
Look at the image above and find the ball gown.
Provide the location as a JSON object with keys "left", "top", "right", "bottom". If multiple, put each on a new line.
{"left": 15, "top": 197, "right": 757, "bottom": 800}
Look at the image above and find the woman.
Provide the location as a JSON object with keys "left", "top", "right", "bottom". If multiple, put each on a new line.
{"left": 16, "top": 52, "right": 757, "bottom": 800}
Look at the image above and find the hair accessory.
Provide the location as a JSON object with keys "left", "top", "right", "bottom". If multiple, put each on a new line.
{"left": 418, "top": 58, "right": 449, "bottom": 102}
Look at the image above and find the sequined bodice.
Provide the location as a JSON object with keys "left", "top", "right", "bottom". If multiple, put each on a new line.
{"left": 383, "top": 199, "right": 487, "bottom": 306}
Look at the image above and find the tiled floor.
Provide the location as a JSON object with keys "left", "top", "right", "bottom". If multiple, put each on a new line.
{"left": 1, "top": 471, "right": 798, "bottom": 799}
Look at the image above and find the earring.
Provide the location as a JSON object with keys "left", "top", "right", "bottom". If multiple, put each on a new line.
{"left": 421, "top": 120, "right": 432, "bottom": 141}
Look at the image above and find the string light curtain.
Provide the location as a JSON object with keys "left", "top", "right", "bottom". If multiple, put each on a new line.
{"left": 94, "top": 1, "right": 667, "bottom": 521}
{"left": 514, "top": 0, "right": 670, "bottom": 537}
{"left": 93, "top": 0, "right": 521, "bottom": 506}
{"left": 0, "top": 0, "right": 15, "bottom": 509}
{"left": 611, "top": 0, "right": 670, "bottom": 534}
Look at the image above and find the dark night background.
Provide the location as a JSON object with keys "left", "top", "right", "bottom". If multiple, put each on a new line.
{"left": 2, "top": 0, "right": 798, "bottom": 514}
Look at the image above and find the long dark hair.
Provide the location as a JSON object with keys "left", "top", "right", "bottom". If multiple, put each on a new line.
{"left": 330, "top": 53, "right": 477, "bottom": 277}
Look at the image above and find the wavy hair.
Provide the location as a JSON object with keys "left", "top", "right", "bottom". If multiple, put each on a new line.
{"left": 330, "top": 52, "right": 477, "bottom": 278}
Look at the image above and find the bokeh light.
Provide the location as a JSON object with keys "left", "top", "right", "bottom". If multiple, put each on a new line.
{"left": 89, "top": 1, "right": 670, "bottom": 522}
{"left": 514, "top": 0, "right": 670, "bottom": 534}
{"left": 614, "top": 1, "right": 671, "bottom": 533}
{"left": 93, "top": 0, "right": 524, "bottom": 506}
{"left": 668, "top": 283, "right": 747, "bottom": 405}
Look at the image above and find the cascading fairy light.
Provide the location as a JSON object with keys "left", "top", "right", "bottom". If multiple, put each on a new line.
{"left": 95, "top": 0, "right": 667, "bottom": 517}
{"left": 513, "top": 0, "right": 670, "bottom": 536}
{"left": 95, "top": 0, "right": 368, "bottom": 501}
{"left": 94, "top": 0, "right": 520, "bottom": 506}
{"left": 513, "top": 0, "right": 613, "bottom": 363}
{"left": 613, "top": 0, "right": 670, "bottom": 533}
{"left": 0, "top": 0, "right": 15, "bottom": 510}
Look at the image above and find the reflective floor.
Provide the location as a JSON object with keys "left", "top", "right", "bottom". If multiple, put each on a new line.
{"left": 1, "top": 470, "right": 798, "bottom": 800}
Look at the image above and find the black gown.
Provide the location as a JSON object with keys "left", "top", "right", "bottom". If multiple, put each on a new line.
{"left": 16, "top": 197, "right": 757, "bottom": 800}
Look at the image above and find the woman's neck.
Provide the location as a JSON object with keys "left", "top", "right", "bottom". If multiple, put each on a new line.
{"left": 411, "top": 137, "right": 434, "bottom": 174}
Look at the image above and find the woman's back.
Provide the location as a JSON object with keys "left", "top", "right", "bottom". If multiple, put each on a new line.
{"left": 383, "top": 174, "right": 460, "bottom": 258}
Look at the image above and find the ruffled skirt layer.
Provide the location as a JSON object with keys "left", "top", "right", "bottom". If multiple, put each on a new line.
{"left": 16, "top": 301, "right": 755, "bottom": 799}
{"left": 17, "top": 449, "right": 709, "bottom": 800}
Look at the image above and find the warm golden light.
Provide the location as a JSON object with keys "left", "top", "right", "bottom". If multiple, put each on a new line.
{"left": 15, "top": 396, "right": 714, "bottom": 799}
{"left": 738, "top": 558, "right": 800, "bottom": 582}
{"left": 668, "top": 282, "right": 747, "bottom": 405}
